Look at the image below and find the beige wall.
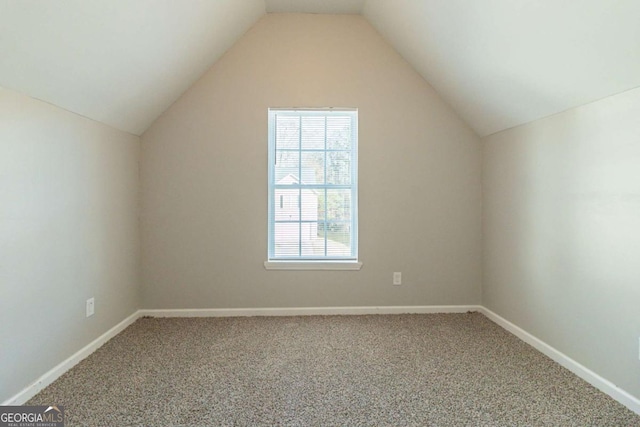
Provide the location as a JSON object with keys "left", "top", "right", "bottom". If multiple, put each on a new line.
{"left": 0, "top": 89, "right": 140, "bottom": 402}
{"left": 141, "top": 14, "right": 482, "bottom": 309}
{"left": 483, "top": 87, "right": 640, "bottom": 399}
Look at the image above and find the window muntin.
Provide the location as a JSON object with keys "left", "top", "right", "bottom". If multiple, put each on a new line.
{"left": 268, "top": 109, "right": 358, "bottom": 262}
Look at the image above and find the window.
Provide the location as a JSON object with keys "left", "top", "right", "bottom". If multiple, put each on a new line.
{"left": 266, "top": 108, "right": 360, "bottom": 270}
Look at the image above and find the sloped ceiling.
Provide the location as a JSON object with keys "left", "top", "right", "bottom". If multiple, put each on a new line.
{"left": 364, "top": 0, "right": 640, "bottom": 136}
{"left": 0, "top": 0, "right": 265, "bottom": 135}
{"left": 1, "top": 1, "right": 639, "bottom": 137}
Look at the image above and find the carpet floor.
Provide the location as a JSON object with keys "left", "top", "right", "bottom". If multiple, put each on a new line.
{"left": 28, "top": 313, "right": 639, "bottom": 426}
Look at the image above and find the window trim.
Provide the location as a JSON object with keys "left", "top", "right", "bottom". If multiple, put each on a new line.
{"left": 267, "top": 108, "right": 359, "bottom": 267}
{"left": 264, "top": 261, "right": 363, "bottom": 271}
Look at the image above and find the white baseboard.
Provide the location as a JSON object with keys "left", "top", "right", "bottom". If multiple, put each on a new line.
{"left": 139, "top": 305, "right": 481, "bottom": 318}
{"left": 2, "top": 311, "right": 141, "bottom": 406}
{"left": 1, "top": 305, "right": 478, "bottom": 406}
{"left": 5, "top": 305, "right": 639, "bottom": 417}
{"left": 478, "top": 307, "right": 640, "bottom": 416}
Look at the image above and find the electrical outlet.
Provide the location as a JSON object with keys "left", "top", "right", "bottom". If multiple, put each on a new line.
{"left": 393, "top": 272, "right": 402, "bottom": 286}
{"left": 86, "top": 298, "right": 95, "bottom": 317}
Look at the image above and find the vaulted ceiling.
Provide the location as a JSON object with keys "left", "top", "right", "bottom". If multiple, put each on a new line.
{"left": 0, "top": 0, "right": 264, "bottom": 135}
{"left": 2, "top": 0, "right": 639, "bottom": 136}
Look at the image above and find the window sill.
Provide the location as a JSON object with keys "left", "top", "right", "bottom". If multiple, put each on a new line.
{"left": 264, "top": 261, "right": 363, "bottom": 271}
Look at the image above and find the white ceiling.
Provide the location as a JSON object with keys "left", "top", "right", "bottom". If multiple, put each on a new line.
{"left": 365, "top": 0, "right": 640, "bottom": 136}
{"left": 1, "top": 1, "right": 639, "bottom": 137}
{"left": 0, "top": 0, "right": 265, "bottom": 135}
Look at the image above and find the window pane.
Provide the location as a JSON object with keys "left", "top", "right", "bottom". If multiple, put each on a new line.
{"left": 274, "top": 188, "right": 300, "bottom": 221}
{"left": 275, "top": 151, "right": 300, "bottom": 185}
{"left": 317, "top": 188, "right": 326, "bottom": 221}
{"left": 300, "top": 189, "right": 318, "bottom": 223}
{"left": 326, "top": 189, "right": 351, "bottom": 221}
{"left": 301, "top": 116, "right": 325, "bottom": 149}
{"left": 274, "top": 222, "right": 300, "bottom": 257}
{"left": 275, "top": 150, "right": 300, "bottom": 171}
{"left": 275, "top": 115, "right": 299, "bottom": 149}
{"left": 320, "top": 222, "right": 352, "bottom": 257}
{"left": 301, "top": 151, "right": 324, "bottom": 184}
{"left": 327, "top": 116, "right": 352, "bottom": 150}
{"left": 327, "top": 151, "right": 351, "bottom": 185}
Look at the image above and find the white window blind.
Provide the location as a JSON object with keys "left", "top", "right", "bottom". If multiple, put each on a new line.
{"left": 268, "top": 109, "right": 358, "bottom": 262}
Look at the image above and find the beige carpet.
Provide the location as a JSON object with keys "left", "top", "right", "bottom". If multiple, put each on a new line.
{"left": 28, "top": 313, "right": 639, "bottom": 426}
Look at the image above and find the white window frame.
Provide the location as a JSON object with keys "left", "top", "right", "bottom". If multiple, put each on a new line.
{"left": 265, "top": 108, "right": 362, "bottom": 271}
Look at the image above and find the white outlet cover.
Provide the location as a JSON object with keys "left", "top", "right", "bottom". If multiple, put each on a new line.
{"left": 86, "top": 298, "right": 95, "bottom": 317}
{"left": 393, "top": 272, "right": 402, "bottom": 285}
